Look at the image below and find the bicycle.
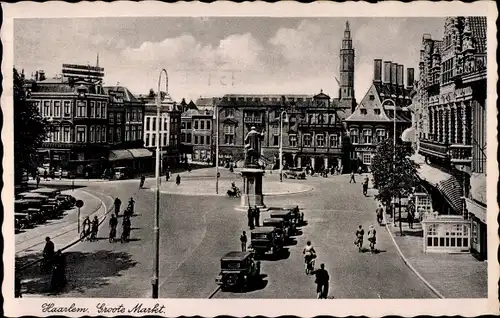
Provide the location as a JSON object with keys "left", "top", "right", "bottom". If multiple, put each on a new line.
{"left": 109, "top": 227, "right": 117, "bottom": 243}
{"left": 304, "top": 255, "right": 316, "bottom": 275}
{"left": 355, "top": 237, "right": 363, "bottom": 252}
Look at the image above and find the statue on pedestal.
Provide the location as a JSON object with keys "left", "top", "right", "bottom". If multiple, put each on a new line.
{"left": 244, "top": 126, "right": 265, "bottom": 167}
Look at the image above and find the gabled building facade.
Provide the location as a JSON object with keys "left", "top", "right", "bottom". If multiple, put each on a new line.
{"left": 344, "top": 59, "right": 414, "bottom": 172}
{"left": 413, "top": 17, "right": 487, "bottom": 258}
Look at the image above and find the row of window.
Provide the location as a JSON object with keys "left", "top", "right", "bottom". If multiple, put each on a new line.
{"left": 144, "top": 133, "right": 179, "bottom": 148}
{"left": 181, "top": 120, "right": 211, "bottom": 130}
{"left": 125, "top": 109, "right": 143, "bottom": 122}
{"left": 349, "top": 128, "right": 386, "bottom": 144}
{"left": 36, "top": 100, "right": 108, "bottom": 119}
{"left": 124, "top": 125, "right": 143, "bottom": 142}
{"left": 224, "top": 96, "right": 312, "bottom": 103}
{"left": 145, "top": 116, "right": 177, "bottom": 131}
{"left": 45, "top": 125, "right": 107, "bottom": 143}
{"left": 181, "top": 133, "right": 211, "bottom": 145}
{"left": 427, "top": 224, "right": 470, "bottom": 248}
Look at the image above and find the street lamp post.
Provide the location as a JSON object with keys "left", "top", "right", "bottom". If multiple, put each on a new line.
{"left": 279, "top": 111, "right": 288, "bottom": 182}
{"left": 382, "top": 98, "right": 396, "bottom": 226}
{"left": 152, "top": 69, "right": 168, "bottom": 299}
{"left": 214, "top": 98, "right": 219, "bottom": 194}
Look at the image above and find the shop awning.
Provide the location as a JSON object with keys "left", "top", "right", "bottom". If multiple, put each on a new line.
{"left": 128, "top": 148, "right": 153, "bottom": 159}
{"left": 109, "top": 149, "right": 134, "bottom": 161}
{"left": 417, "top": 163, "right": 463, "bottom": 212}
{"left": 464, "top": 198, "right": 486, "bottom": 224}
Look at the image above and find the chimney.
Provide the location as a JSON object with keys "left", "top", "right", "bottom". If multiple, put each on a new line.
{"left": 38, "top": 70, "right": 46, "bottom": 81}
{"left": 373, "top": 59, "right": 382, "bottom": 83}
{"left": 397, "top": 64, "right": 404, "bottom": 87}
{"left": 391, "top": 63, "right": 397, "bottom": 85}
{"left": 383, "top": 61, "right": 392, "bottom": 83}
{"left": 407, "top": 68, "right": 415, "bottom": 88}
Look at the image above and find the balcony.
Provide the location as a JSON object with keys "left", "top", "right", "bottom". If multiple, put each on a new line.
{"left": 419, "top": 139, "right": 448, "bottom": 159}
{"left": 449, "top": 144, "right": 472, "bottom": 164}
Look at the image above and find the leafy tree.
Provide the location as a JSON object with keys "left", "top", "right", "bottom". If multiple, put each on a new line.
{"left": 371, "top": 138, "right": 419, "bottom": 234}
{"left": 14, "top": 68, "right": 48, "bottom": 181}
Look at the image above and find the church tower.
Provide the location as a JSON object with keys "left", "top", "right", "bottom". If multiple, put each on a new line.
{"left": 339, "top": 21, "right": 356, "bottom": 112}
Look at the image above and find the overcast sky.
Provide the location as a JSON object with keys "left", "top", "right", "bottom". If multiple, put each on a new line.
{"left": 14, "top": 17, "right": 445, "bottom": 102}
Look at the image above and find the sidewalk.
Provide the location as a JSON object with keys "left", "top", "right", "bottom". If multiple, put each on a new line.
{"left": 385, "top": 220, "right": 487, "bottom": 298}
{"left": 15, "top": 189, "right": 113, "bottom": 259}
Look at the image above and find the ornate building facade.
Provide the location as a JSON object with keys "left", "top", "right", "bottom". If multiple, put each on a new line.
{"left": 26, "top": 65, "right": 110, "bottom": 177}
{"left": 414, "top": 17, "right": 487, "bottom": 259}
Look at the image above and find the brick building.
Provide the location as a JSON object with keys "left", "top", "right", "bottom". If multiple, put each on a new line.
{"left": 344, "top": 59, "right": 414, "bottom": 172}
{"left": 26, "top": 64, "right": 110, "bottom": 177}
{"left": 181, "top": 108, "right": 214, "bottom": 164}
{"left": 104, "top": 86, "right": 150, "bottom": 174}
{"left": 413, "top": 17, "right": 487, "bottom": 258}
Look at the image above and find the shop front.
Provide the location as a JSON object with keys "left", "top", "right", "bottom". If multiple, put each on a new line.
{"left": 465, "top": 172, "right": 487, "bottom": 260}
{"left": 422, "top": 214, "right": 471, "bottom": 253}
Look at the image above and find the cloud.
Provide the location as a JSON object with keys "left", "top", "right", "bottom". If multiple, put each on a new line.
{"left": 121, "top": 32, "right": 263, "bottom": 72}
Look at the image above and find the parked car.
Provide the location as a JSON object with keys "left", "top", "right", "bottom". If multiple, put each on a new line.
{"left": 15, "top": 212, "right": 33, "bottom": 230}
{"left": 215, "top": 251, "right": 262, "bottom": 291}
{"left": 114, "top": 167, "right": 133, "bottom": 180}
{"left": 262, "top": 218, "right": 290, "bottom": 241}
{"left": 56, "top": 194, "right": 76, "bottom": 209}
{"left": 248, "top": 227, "right": 284, "bottom": 256}
{"left": 53, "top": 169, "right": 75, "bottom": 179}
{"left": 270, "top": 210, "right": 298, "bottom": 235}
{"left": 283, "top": 168, "right": 306, "bottom": 180}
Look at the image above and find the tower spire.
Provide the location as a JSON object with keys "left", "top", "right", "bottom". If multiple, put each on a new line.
{"left": 96, "top": 53, "right": 100, "bottom": 67}
{"left": 339, "top": 20, "right": 356, "bottom": 113}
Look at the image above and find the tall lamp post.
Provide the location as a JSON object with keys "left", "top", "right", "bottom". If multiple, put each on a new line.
{"left": 279, "top": 111, "right": 288, "bottom": 182}
{"left": 382, "top": 98, "right": 396, "bottom": 226}
{"left": 152, "top": 69, "right": 168, "bottom": 299}
{"left": 214, "top": 98, "right": 219, "bottom": 194}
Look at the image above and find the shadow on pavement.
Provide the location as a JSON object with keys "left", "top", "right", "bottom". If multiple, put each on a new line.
{"left": 401, "top": 229, "right": 423, "bottom": 237}
{"left": 221, "top": 274, "right": 269, "bottom": 294}
{"left": 284, "top": 238, "right": 298, "bottom": 246}
{"left": 256, "top": 248, "right": 291, "bottom": 261}
{"left": 16, "top": 250, "right": 138, "bottom": 296}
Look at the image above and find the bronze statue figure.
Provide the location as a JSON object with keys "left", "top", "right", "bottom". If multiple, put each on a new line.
{"left": 244, "top": 126, "right": 265, "bottom": 167}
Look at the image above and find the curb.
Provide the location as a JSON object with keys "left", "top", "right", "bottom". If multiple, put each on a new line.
{"left": 16, "top": 190, "right": 114, "bottom": 272}
{"left": 384, "top": 224, "right": 445, "bottom": 299}
{"left": 154, "top": 185, "right": 314, "bottom": 197}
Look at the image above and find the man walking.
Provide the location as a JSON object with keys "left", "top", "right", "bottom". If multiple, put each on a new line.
{"left": 314, "top": 263, "right": 330, "bottom": 299}
{"left": 349, "top": 171, "right": 356, "bottom": 183}
{"left": 240, "top": 231, "right": 247, "bottom": 251}
{"left": 36, "top": 175, "right": 41, "bottom": 188}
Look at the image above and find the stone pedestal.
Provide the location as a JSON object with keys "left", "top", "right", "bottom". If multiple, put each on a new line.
{"left": 240, "top": 168, "right": 266, "bottom": 208}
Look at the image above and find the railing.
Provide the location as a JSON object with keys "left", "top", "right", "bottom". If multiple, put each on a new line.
{"left": 419, "top": 139, "right": 449, "bottom": 159}
{"left": 449, "top": 144, "right": 472, "bottom": 163}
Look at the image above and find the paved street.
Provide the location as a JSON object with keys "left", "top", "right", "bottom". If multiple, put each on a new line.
{"left": 17, "top": 168, "right": 435, "bottom": 298}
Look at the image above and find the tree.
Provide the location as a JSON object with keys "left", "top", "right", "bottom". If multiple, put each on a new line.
{"left": 14, "top": 68, "right": 48, "bottom": 182}
{"left": 371, "top": 138, "right": 419, "bottom": 234}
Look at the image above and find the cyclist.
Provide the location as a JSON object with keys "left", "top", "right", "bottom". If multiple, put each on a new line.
{"left": 90, "top": 216, "right": 99, "bottom": 241}
{"left": 368, "top": 225, "right": 377, "bottom": 252}
{"left": 302, "top": 241, "right": 317, "bottom": 274}
{"left": 109, "top": 214, "right": 118, "bottom": 242}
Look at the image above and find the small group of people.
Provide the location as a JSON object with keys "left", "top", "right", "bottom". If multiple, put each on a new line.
{"left": 108, "top": 212, "right": 132, "bottom": 242}
{"left": 354, "top": 225, "right": 377, "bottom": 252}
{"left": 82, "top": 215, "right": 100, "bottom": 241}
{"left": 302, "top": 241, "right": 329, "bottom": 299}
{"left": 114, "top": 197, "right": 135, "bottom": 218}
{"left": 247, "top": 205, "right": 261, "bottom": 229}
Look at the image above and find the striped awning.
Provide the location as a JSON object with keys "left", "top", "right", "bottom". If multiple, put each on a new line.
{"left": 417, "top": 163, "right": 463, "bottom": 213}
{"left": 128, "top": 148, "right": 152, "bottom": 159}
{"left": 109, "top": 149, "right": 134, "bottom": 161}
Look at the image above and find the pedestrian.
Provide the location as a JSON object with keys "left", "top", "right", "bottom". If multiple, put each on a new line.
{"left": 407, "top": 205, "right": 414, "bottom": 229}
{"left": 253, "top": 205, "right": 260, "bottom": 227}
{"left": 36, "top": 175, "right": 40, "bottom": 188}
{"left": 176, "top": 174, "right": 181, "bottom": 185}
{"left": 59, "top": 168, "right": 63, "bottom": 180}
{"left": 247, "top": 206, "right": 254, "bottom": 230}
{"left": 376, "top": 204, "right": 384, "bottom": 224}
{"left": 314, "top": 263, "right": 330, "bottom": 299}
{"left": 349, "top": 171, "right": 356, "bottom": 183}
{"left": 240, "top": 231, "right": 248, "bottom": 251}
{"left": 44, "top": 169, "right": 48, "bottom": 181}
{"left": 165, "top": 171, "right": 170, "bottom": 182}
{"left": 358, "top": 166, "right": 362, "bottom": 175}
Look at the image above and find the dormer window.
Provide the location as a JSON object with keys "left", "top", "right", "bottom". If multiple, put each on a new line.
{"left": 361, "top": 109, "right": 367, "bottom": 115}
{"left": 374, "top": 109, "right": 381, "bottom": 115}
{"left": 369, "top": 95, "right": 375, "bottom": 101}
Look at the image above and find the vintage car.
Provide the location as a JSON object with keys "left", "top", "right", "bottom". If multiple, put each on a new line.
{"left": 215, "top": 251, "right": 261, "bottom": 291}
{"left": 26, "top": 207, "right": 46, "bottom": 224}
{"left": 262, "top": 217, "right": 290, "bottom": 240}
{"left": 17, "top": 192, "right": 49, "bottom": 201}
{"left": 270, "top": 210, "right": 297, "bottom": 235}
{"left": 248, "top": 226, "right": 284, "bottom": 256}
{"left": 30, "top": 187, "right": 62, "bottom": 198}
{"left": 272, "top": 205, "right": 304, "bottom": 226}
{"left": 15, "top": 212, "right": 32, "bottom": 230}
{"left": 56, "top": 194, "right": 76, "bottom": 209}
{"left": 283, "top": 168, "right": 306, "bottom": 180}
